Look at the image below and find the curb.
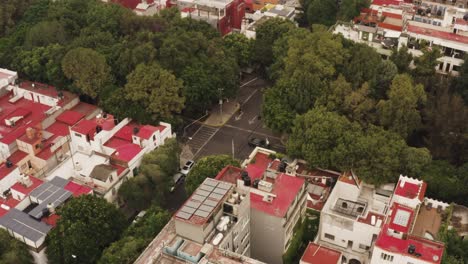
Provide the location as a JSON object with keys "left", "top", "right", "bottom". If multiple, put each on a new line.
{"left": 203, "top": 103, "right": 240, "bottom": 128}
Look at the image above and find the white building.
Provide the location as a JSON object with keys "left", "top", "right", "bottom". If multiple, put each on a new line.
{"left": 316, "top": 173, "right": 445, "bottom": 264}
{"left": 333, "top": 0, "right": 468, "bottom": 76}
{"left": 135, "top": 178, "right": 263, "bottom": 264}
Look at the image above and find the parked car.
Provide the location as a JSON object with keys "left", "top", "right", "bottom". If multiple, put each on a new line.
{"left": 132, "top": 210, "right": 146, "bottom": 224}
{"left": 248, "top": 137, "right": 270, "bottom": 148}
{"left": 180, "top": 160, "right": 195, "bottom": 175}
{"left": 170, "top": 172, "right": 186, "bottom": 192}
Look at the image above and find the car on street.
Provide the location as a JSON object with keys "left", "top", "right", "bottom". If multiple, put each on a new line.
{"left": 248, "top": 137, "right": 270, "bottom": 148}
{"left": 170, "top": 172, "right": 186, "bottom": 192}
{"left": 132, "top": 210, "right": 147, "bottom": 224}
{"left": 180, "top": 160, "right": 195, "bottom": 175}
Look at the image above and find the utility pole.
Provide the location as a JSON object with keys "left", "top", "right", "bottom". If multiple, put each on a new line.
{"left": 218, "top": 88, "right": 224, "bottom": 124}
{"left": 232, "top": 138, "right": 235, "bottom": 159}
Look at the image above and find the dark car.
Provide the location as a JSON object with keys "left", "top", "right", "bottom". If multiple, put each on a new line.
{"left": 248, "top": 137, "right": 270, "bottom": 148}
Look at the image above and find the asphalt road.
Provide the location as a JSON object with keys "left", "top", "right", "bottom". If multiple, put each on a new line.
{"left": 186, "top": 76, "right": 285, "bottom": 161}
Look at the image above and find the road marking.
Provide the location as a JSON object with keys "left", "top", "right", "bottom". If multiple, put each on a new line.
{"left": 235, "top": 112, "right": 244, "bottom": 121}
{"left": 248, "top": 115, "right": 257, "bottom": 125}
{"left": 240, "top": 77, "right": 258, "bottom": 88}
{"left": 191, "top": 126, "right": 220, "bottom": 159}
{"left": 242, "top": 88, "right": 258, "bottom": 104}
{"left": 223, "top": 124, "right": 281, "bottom": 140}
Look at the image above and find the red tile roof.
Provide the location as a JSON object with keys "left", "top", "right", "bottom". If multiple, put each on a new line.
{"left": 250, "top": 173, "right": 304, "bottom": 217}
{"left": 41, "top": 214, "right": 60, "bottom": 227}
{"left": 8, "top": 150, "right": 28, "bottom": 164}
{"left": 394, "top": 179, "right": 424, "bottom": 200}
{"left": 10, "top": 176, "right": 43, "bottom": 195}
{"left": 137, "top": 125, "right": 159, "bottom": 139}
{"left": 46, "top": 121, "right": 70, "bottom": 136}
{"left": 408, "top": 25, "right": 468, "bottom": 44}
{"left": 113, "top": 125, "right": 134, "bottom": 142}
{"left": 375, "top": 225, "right": 444, "bottom": 263}
{"left": 56, "top": 110, "right": 85, "bottom": 126}
{"left": 455, "top": 18, "right": 468, "bottom": 25}
{"left": 111, "top": 164, "right": 127, "bottom": 176}
{"left": 378, "top": 22, "right": 403, "bottom": 31}
{"left": 244, "top": 152, "right": 271, "bottom": 181}
{"left": 0, "top": 195, "right": 20, "bottom": 215}
{"left": 372, "top": 0, "right": 403, "bottom": 6}
{"left": 111, "top": 143, "right": 142, "bottom": 163}
{"left": 71, "top": 119, "right": 96, "bottom": 135}
{"left": 64, "top": 181, "right": 92, "bottom": 197}
{"left": 112, "top": 0, "right": 154, "bottom": 9}
{"left": 388, "top": 203, "right": 414, "bottom": 233}
{"left": 0, "top": 163, "right": 17, "bottom": 181}
{"left": 301, "top": 242, "right": 341, "bottom": 264}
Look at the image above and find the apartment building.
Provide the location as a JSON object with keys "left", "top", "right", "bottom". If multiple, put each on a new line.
{"left": 316, "top": 173, "right": 446, "bottom": 264}
{"left": 215, "top": 147, "right": 307, "bottom": 264}
{"left": 334, "top": 0, "right": 468, "bottom": 75}
{"left": 135, "top": 177, "right": 264, "bottom": 264}
{"left": 242, "top": 4, "right": 296, "bottom": 38}
{"left": 0, "top": 68, "right": 173, "bottom": 249}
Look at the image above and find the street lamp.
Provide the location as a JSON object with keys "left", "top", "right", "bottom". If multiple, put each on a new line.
{"left": 218, "top": 88, "right": 224, "bottom": 124}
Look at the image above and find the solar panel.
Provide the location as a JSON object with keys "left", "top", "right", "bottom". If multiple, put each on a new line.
{"left": 186, "top": 201, "right": 201, "bottom": 209}
{"left": 204, "top": 179, "right": 219, "bottom": 187}
{"left": 195, "top": 189, "right": 211, "bottom": 197}
{"left": 194, "top": 209, "right": 210, "bottom": 218}
{"left": 213, "top": 187, "right": 228, "bottom": 195}
{"left": 199, "top": 205, "right": 214, "bottom": 212}
{"left": 203, "top": 200, "right": 218, "bottom": 207}
{"left": 217, "top": 183, "right": 231, "bottom": 190}
{"left": 200, "top": 184, "right": 215, "bottom": 192}
{"left": 181, "top": 206, "right": 196, "bottom": 214}
{"left": 209, "top": 193, "right": 223, "bottom": 201}
{"left": 176, "top": 211, "right": 192, "bottom": 220}
{"left": 192, "top": 194, "right": 206, "bottom": 202}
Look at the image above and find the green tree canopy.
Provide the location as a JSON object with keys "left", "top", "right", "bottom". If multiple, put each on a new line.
{"left": 185, "top": 155, "right": 240, "bottom": 194}
{"left": 452, "top": 55, "right": 468, "bottom": 103}
{"left": 46, "top": 195, "right": 126, "bottom": 264}
{"left": 338, "top": 0, "right": 370, "bottom": 21}
{"left": 304, "top": 0, "right": 338, "bottom": 26}
{"left": 343, "top": 43, "right": 381, "bottom": 88}
{"left": 287, "top": 108, "right": 430, "bottom": 185}
{"left": 377, "top": 74, "right": 427, "bottom": 139}
{"left": 24, "top": 20, "right": 67, "bottom": 48}
{"left": 123, "top": 63, "right": 185, "bottom": 122}
{"left": 389, "top": 45, "right": 413, "bottom": 73}
{"left": 0, "top": 229, "right": 34, "bottom": 264}
{"left": 119, "top": 138, "right": 180, "bottom": 211}
{"left": 62, "top": 47, "right": 112, "bottom": 99}
{"left": 223, "top": 33, "right": 253, "bottom": 69}
{"left": 371, "top": 60, "right": 398, "bottom": 99}
{"left": 253, "top": 18, "right": 295, "bottom": 69}
{"left": 99, "top": 206, "right": 171, "bottom": 264}
{"left": 0, "top": 0, "right": 34, "bottom": 37}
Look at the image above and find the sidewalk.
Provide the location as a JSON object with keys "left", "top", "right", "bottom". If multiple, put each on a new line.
{"left": 204, "top": 100, "right": 240, "bottom": 127}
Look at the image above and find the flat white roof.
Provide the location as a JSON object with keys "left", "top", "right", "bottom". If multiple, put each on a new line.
{"left": 46, "top": 151, "right": 108, "bottom": 181}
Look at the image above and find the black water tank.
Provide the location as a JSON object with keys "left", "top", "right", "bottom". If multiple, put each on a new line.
{"left": 278, "top": 161, "right": 287, "bottom": 173}
{"left": 408, "top": 244, "right": 416, "bottom": 254}
{"left": 6, "top": 159, "right": 13, "bottom": 168}
{"left": 96, "top": 125, "right": 102, "bottom": 133}
{"left": 133, "top": 127, "right": 140, "bottom": 135}
{"left": 241, "top": 171, "right": 249, "bottom": 180}
{"left": 244, "top": 176, "right": 251, "bottom": 187}
{"left": 253, "top": 179, "right": 260, "bottom": 188}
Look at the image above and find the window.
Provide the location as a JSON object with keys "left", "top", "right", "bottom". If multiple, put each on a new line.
{"left": 357, "top": 206, "right": 364, "bottom": 213}
{"left": 342, "top": 202, "right": 348, "bottom": 209}
{"left": 359, "top": 244, "right": 370, "bottom": 250}
{"left": 324, "top": 233, "right": 335, "bottom": 240}
{"left": 381, "top": 253, "right": 394, "bottom": 261}
{"left": 109, "top": 175, "right": 114, "bottom": 183}
{"left": 153, "top": 135, "right": 156, "bottom": 141}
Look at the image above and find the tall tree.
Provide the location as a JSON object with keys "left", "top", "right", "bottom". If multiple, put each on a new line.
{"left": 412, "top": 47, "right": 442, "bottom": 81}
{"left": 0, "top": 229, "right": 34, "bottom": 264}
{"left": 119, "top": 139, "right": 180, "bottom": 210}
{"left": 46, "top": 195, "right": 126, "bottom": 264}
{"left": 423, "top": 83, "right": 467, "bottom": 165}
{"left": 305, "top": 0, "right": 338, "bottom": 26}
{"left": 343, "top": 43, "right": 382, "bottom": 88}
{"left": 452, "top": 56, "right": 468, "bottom": 104}
{"left": 253, "top": 18, "right": 295, "bottom": 70}
{"left": 287, "top": 108, "right": 430, "bottom": 185}
{"left": 223, "top": 33, "right": 253, "bottom": 69}
{"left": 390, "top": 45, "right": 413, "bottom": 73}
{"left": 338, "top": 0, "right": 370, "bottom": 21}
{"left": 185, "top": 155, "right": 240, "bottom": 194}
{"left": 371, "top": 60, "right": 398, "bottom": 99}
{"left": 123, "top": 63, "right": 185, "bottom": 122}
{"left": 62, "top": 47, "right": 112, "bottom": 99}
{"left": 0, "top": 0, "right": 34, "bottom": 37}
{"left": 377, "top": 74, "right": 426, "bottom": 139}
